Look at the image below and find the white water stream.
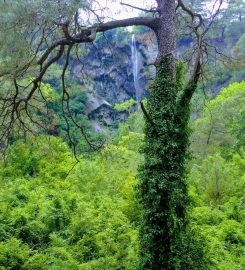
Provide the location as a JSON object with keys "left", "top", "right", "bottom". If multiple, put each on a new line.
{"left": 131, "top": 34, "right": 142, "bottom": 103}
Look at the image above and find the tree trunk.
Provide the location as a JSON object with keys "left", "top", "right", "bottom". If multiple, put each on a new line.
{"left": 139, "top": 1, "right": 190, "bottom": 269}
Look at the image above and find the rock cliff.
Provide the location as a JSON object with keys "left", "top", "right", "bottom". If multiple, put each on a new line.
{"left": 71, "top": 30, "right": 157, "bottom": 128}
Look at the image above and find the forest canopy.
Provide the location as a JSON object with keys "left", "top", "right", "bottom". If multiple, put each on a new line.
{"left": 0, "top": 0, "right": 244, "bottom": 269}
{"left": 0, "top": 81, "right": 244, "bottom": 269}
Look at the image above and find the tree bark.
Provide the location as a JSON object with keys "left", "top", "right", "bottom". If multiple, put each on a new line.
{"left": 138, "top": 1, "right": 192, "bottom": 269}
{"left": 155, "top": 0, "right": 176, "bottom": 62}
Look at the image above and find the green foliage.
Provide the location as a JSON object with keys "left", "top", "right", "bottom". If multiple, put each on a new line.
{"left": 2, "top": 136, "right": 73, "bottom": 178}
{"left": 0, "top": 135, "right": 141, "bottom": 269}
{"left": 191, "top": 81, "right": 245, "bottom": 159}
{"left": 114, "top": 99, "right": 136, "bottom": 112}
{"left": 0, "top": 79, "right": 244, "bottom": 269}
{"left": 0, "top": 0, "right": 87, "bottom": 76}
{"left": 0, "top": 238, "right": 32, "bottom": 269}
{"left": 233, "top": 34, "right": 245, "bottom": 58}
{"left": 188, "top": 82, "right": 245, "bottom": 270}
{"left": 190, "top": 152, "right": 245, "bottom": 203}
{"left": 138, "top": 55, "right": 209, "bottom": 269}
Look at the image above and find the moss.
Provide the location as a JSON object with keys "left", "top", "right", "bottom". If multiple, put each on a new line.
{"left": 138, "top": 55, "right": 208, "bottom": 270}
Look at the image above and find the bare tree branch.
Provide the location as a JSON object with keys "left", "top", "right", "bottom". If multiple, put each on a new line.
{"left": 140, "top": 101, "right": 154, "bottom": 125}
{"left": 120, "top": 2, "right": 159, "bottom": 13}
{"left": 177, "top": 0, "right": 224, "bottom": 107}
{"left": 177, "top": 0, "right": 204, "bottom": 30}
{"left": 61, "top": 45, "right": 103, "bottom": 154}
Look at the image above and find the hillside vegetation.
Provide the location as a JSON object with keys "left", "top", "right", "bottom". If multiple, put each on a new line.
{"left": 0, "top": 82, "right": 244, "bottom": 269}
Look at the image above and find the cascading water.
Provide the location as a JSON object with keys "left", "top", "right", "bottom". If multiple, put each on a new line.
{"left": 131, "top": 34, "right": 141, "bottom": 103}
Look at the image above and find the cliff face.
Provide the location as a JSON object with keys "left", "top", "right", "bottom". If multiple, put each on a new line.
{"left": 70, "top": 30, "right": 158, "bottom": 128}
{"left": 69, "top": 29, "right": 235, "bottom": 129}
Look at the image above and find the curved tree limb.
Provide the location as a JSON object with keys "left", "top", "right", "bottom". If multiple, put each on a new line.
{"left": 177, "top": 0, "right": 224, "bottom": 107}
{"left": 0, "top": 14, "right": 157, "bottom": 148}
{"left": 140, "top": 101, "right": 155, "bottom": 125}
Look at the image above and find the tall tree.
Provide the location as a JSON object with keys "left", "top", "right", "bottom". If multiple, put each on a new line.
{"left": 0, "top": 0, "right": 224, "bottom": 269}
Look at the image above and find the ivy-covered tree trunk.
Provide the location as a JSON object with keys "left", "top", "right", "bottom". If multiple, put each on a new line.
{"left": 138, "top": 1, "right": 194, "bottom": 269}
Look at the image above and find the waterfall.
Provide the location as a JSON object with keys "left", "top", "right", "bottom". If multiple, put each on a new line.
{"left": 131, "top": 34, "right": 141, "bottom": 103}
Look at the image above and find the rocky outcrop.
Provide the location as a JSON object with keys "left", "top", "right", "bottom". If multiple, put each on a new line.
{"left": 71, "top": 30, "right": 213, "bottom": 128}
{"left": 76, "top": 33, "right": 158, "bottom": 99}
{"left": 86, "top": 92, "right": 129, "bottom": 127}
{"left": 71, "top": 30, "right": 158, "bottom": 128}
